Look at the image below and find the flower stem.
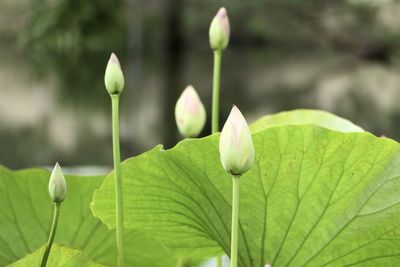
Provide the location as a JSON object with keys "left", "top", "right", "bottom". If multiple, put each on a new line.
{"left": 212, "top": 49, "right": 222, "bottom": 134}
{"left": 40, "top": 202, "right": 61, "bottom": 267}
{"left": 111, "top": 95, "right": 125, "bottom": 267}
{"left": 216, "top": 256, "right": 222, "bottom": 267}
{"left": 213, "top": 49, "right": 223, "bottom": 265}
{"left": 177, "top": 257, "right": 185, "bottom": 267}
{"left": 230, "top": 175, "right": 240, "bottom": 267}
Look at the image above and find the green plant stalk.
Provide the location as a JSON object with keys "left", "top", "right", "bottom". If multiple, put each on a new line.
{"left": 177, "top": 257, "right": 185, "bottom": 267}
{"left": 112, "top": 95, "right": 125, "bottom": 267}
{"left": 40, "top": 202, "right": 61, "bottom": 267}
{"left": 216, "top": 255, "right": 222, "bottom": 267}
{"left": 213, "top": 49, "right": 223, "bottom": 266}
{"left": 230, "top": 175, "right": 240, "bottom": 267}
{"left": 212, "top": 49, "right": 222, "bottom": 134}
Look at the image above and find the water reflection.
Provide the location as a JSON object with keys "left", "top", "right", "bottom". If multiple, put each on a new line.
{"left": 1, "top": 0, "right": 400, "bottom": 168}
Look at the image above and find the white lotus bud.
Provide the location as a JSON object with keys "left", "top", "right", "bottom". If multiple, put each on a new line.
{"left": 175, "top": 85, "right": 206, "bottom": 137}
{"left": 219, "top": 105, "right": 254, "bottom": 175}
{"left": 48, "top": 163, "right": 67, "bottom": 203}
{"left": 209, "top": 7, "right": 230, "bottom": 51}
{"left": 104, "top": 53, "right": 125, "bottom": 95}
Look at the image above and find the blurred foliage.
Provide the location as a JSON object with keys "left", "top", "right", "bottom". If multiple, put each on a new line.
{"left": 19, "top": 0, "right": 127, "bottom": 107}
{"left": 184, "top": 0, "right": 400, "bottom": 59}
{"left": 3, "top": 0, "right": 400, "bottom": 167}
{"left": 18, "top": 0, "right": 400, "bottom": 109}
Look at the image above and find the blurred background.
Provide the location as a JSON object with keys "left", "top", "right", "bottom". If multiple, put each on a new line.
{"left": 1, "top": 0, "right": 400, "bottom": 168}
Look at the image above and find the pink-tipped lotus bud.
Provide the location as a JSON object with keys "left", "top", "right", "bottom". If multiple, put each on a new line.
{"left": 209, "top": 7, "right": 230, "bottom": 51}
{"left": 175, "top": 85, "right": 206, "bottom": 138}
{"left": 104, "top": 53, "right": 125, "bottom": 95}
{"left": 48, "top": 162, "right": 67, "bottom": 203}
{"left": 219, "top": 105, "right": 254, "bottom": 175}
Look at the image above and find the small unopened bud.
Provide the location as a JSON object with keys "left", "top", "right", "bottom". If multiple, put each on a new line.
{"left": 209, "top": 7, "right": 230, "bottom": 51}
{"left": 175, "top": 85, "right": 206, "bottom": 138}
{"left": 219, "top": 105, "right": 254, "bottom": 176}
{"left": 104, "top": 53, "right": 125, "bottom": 95}
{"left": 48, "top": 162, "right": 67, "bottom": 203}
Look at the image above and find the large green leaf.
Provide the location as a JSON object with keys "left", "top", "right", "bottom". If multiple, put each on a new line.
{"left": 9, "top": 244, "right": 106, "bottom": 267}
{"left": 0, "top": 168, "right": 113, "bottom": 265}
{"left": 92, "top": 124, "right": 400, "bottom": 266}
{"left": 250, "top": 109, "right": 364, "bottom": 133}
{"left": 0, "top": 167, "right": 178, "bottom": 267}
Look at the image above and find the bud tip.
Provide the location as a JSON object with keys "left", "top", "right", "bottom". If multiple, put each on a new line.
{"left": 217, "top": 7, "right": 227, "bottom": 18}
{"left": 110, "top": 53, "right": 121, "bottom": 66}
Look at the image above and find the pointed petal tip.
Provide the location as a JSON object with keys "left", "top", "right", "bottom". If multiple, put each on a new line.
{"left": 231, "top": 105, "right": 241, "bottom": 114}
{"left": 217, "top": 7, "right": 227, "bottom": 17}
{"left": 185, "top": 84, "right": 195, "bottom": 91}
{"left": 183, "top": 85, "right": 199, "bottom": 97}
{"left": 109, "top": 53, "right": 120, "bottom": 66}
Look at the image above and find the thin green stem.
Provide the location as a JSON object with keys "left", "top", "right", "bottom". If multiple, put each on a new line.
{"left": 216, "top": 256, "right": 222, "bottom": 267}
{"left": 111, "top": 95, "right": 125, "bottom": 267}
{"left": 40, "top": 202, "right": 61, "bottom": 267}
{"left": 176, "top": 257, "right": 185, "bottom": 267}
{"left": 212, "top": 49, "right": 222, "bottom": 134}
{"left": 230, "top": 175, "right": 240, "bottom": 267}
{"left": 213, "top": 48, "right": 224, "bottom": 267}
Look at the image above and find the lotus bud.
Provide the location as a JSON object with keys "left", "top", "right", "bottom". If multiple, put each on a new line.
{"left": 209, "top": 7, "right": 230, "bottom": 51}
{"left": 219, "top": 105, "right": 254, "bottom": 175}
{"left": 209, "top": 7, "right": 230, "bottom": 50}
{"left": 175, "top": 85, "right": 206, "bottom": 138}
{"left": 48, "top": 162, "right": 67, "bottom": 203}
{"left": 104, "top": 53, "right": 125, "bottom": 95}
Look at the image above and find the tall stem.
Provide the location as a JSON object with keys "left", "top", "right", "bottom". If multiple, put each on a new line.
{"left": 212, "top": 49, "right": 222, "bottom": 134}
{"left": 111, "top": 95, "right": 125, "bottom": 267}
{"left": 41, "top": 202, "right": 61, "bottom": 267}
{"left": 216, "top": 256, "right": 222, "bottom": 267}
{"left": 213, "top": 49, "right": 223, "bottom": 266}
{"left": 176, "top": 257, "right": 185, "bottom": 267}
{"left": 230, "top": 175, "right": 240, "bottom": 267}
